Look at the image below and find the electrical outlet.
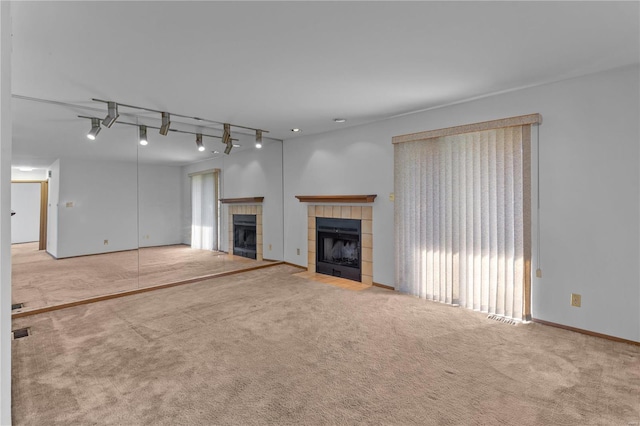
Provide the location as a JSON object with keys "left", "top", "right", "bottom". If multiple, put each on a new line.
{"left": 296, "top": 248, "right": 300, "bottom": 255}
{"left": 536, "top": 268, "right": 542, "bottom": 278}
{"left": 103, "top": 239, "right": 108, "bottom": 245}
{"left": 571, "top": 293, "right": 581, "bottom": 307}
{"left": 65, "top": 202, "right": 74, "bottom": 208}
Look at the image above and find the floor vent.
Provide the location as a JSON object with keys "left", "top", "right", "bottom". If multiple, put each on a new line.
{"left": 12, "top": 328, "right": 30, "bottom": 339}
{"left": 12, "top": 303, "right": 24, "bottom": 310}
{"left": 487, "top": 314, "right": 518, "bottom": 326}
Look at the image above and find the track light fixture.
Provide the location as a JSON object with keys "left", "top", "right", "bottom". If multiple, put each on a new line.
{"left": 255, "top": 130, "right": 262, "bottom": 149}
{"left": 196, "top": 133, "right": 205, "bottom": 151}
{"left": 224, "top": 142, "right": 233, "bottom": 155}
{"left": 159, "top": 112, "right": 171, "bottom": 135}
{"left": 102, "top": 102, "right": 119, "bottom": 128}
{"left": 222, "top": 123, "right": 231, "bottom": 144}
{"left": 87, "top": 118, "right": 101, "bottom": 140}
{"left": 139, "top": 125, "right": 148, "bottom": 146}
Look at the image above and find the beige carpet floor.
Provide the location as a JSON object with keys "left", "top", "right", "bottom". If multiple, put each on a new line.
{"left": 12, "top": 264, "right": 640, "bottom": 425}
{"left": 11, "top": 242, "right": 273, "bottom": 312}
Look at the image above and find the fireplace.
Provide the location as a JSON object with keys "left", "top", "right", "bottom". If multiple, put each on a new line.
{"left": 233, "top": 214, "right": 257, "bottom": 259}
{"left": 316, "top": 217, "right": 361, "bottom": 281}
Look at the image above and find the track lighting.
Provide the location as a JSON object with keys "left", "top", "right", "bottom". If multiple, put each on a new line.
{"left": 222, "top": 123, "right": 231, "bottom": 144}
{"left": 255, "top": 130, "right": 262, "bottom": 149}
{"left": 159, "top": 112, "right": 171, "bottom": 135}
{"left": 196, "top": 133, "right": 205, "bottom": 151}
{"left": 224, "top": 143, "right": 233, "bottom": 155}
{"left": 139, "top": 125, "right": 148, "bottom": 146}
{"left": 102, "top": 102, "right": 119, "bottom": 128}
{"left": 87, "top": 118, "right": 101, "bottom": 140}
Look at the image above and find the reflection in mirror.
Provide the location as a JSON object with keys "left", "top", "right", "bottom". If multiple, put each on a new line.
{"left": 11, "top": 95, "right": 285, "bottom": 315}
{"left": 11, "top": 97, "right": 139, "bottom": 313}
{"left": 137, "top": 123, "right": 285, "bottom": 288}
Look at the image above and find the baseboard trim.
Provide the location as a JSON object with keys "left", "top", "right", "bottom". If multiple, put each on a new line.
{"left": 372, "top": 282, "right": 394, "bottom": 291}
{"left": 532, "top": 318, "right": 639, "bottom": 346}
{"left": 12, "top": 261, "right": 285, "bottom": 319}
{"left": 283, "top": 262, "right": 306, "bottom": 270}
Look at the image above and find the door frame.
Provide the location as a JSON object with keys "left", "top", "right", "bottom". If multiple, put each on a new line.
{"left": 11, "top": 180, "right": 48, "bottom": 250}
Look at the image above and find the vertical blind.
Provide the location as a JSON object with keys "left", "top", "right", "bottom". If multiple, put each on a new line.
{"left": 394, "top": 116, "right": 538, "bottom": 321}
{"left": 191, "top": 172, "right": 217, "bottom": 251}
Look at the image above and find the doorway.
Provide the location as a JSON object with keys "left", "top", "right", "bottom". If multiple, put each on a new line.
{"left": 11, "top": 180, "right": 48, "bottom": 250}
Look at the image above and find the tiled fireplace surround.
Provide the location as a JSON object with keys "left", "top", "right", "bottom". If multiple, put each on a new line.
{"left": 307, "top": 205, "right": 373, "bottom": 285}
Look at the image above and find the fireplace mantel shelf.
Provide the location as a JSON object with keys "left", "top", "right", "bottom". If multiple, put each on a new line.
{"left": 295, "top": 195, "right": 377, "bottom": 203}
{"left": 220, "top": 197, "right": 264, "bottom": 204}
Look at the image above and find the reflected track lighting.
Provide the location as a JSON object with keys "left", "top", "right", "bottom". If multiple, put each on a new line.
{"left": 102, "top": 102, "right": 119, "bottom": 128}
{"left": 255, "top": 130, "right": 262, "bottom": 149}
{"left": 159, "top": 112, "right": 171, "bottom": 135}
{"left": 87, "top": 118, "right": 101, "bottom": 140}
{"left": 139, "top": 125, "right": 148, "bottom": 146}
{"left": 196, "top": 133, "right": 205, "bottom": 151}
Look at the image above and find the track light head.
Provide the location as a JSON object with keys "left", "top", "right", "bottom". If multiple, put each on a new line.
{"left": 102, "top": 102, "right": 119, "bottom": 128}
{"left": 87, "top": 118, "right": 101, "bottom": 140}
{"left": 196, "top": 133, "right": 205, "bottom": 151}
{"left": 224, "top": 142, "right": 232, "bottom": 155}
{"left": 139, "top": 125, "right": 148, "bottom": 146}
{"left": 255, "top": 130, "right": 263, "bottom": 149}
{"left": 159, "top": 112, "right": 171, "bottom": 135}
{"left": 222, "top": 123, "right": 231, "bottom": 144}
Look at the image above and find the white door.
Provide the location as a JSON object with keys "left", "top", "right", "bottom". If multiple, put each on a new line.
{"left": 11, "top": 183, "right": 41, "bottom": 244}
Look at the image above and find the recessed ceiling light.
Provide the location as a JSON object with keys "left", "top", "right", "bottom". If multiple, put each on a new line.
{"left": 333, "top": 118, "right": 346, "bottom": 123}
{"left": 291, "top": 128, "right": 301, "bottom": 132}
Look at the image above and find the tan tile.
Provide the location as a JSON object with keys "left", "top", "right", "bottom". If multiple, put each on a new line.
{"left": 256, "top": 234, "right": 263, "bottom": 245}
{"left": 257, "top": 214, "right": 262, "bottom": 226}
{"left": 257, "top": 205, "right": 262, "bottom": 214}
{"left": 320, "top": 206, "right": 329, "bottom": 218}
{"left": 362, "top": 206, "right": 372, "bottom": 220}
{"left": 257, "top": 224, "right": 262, "bottom": 235}
{"left": 257, "top": 254, "right": 263, "bottom": 261}
{"left": 308, "top": 252, "right": 315, "bottom": 265}
{"left": 308, "top": 206, "right": 315, "bottom": 217}
{"left": 362, "top": 247, "right": 373, "bottom": 262}
{"left": 362, "top": 219, "right": 372, "bottom": 234}
{"left": 250, "top": 206, "right": 256, "bottom": 214}
{"left": 308, "top": 228, "right": 316, "bottom": 242}
{"left": 362, "top": 261, "right": 373, "bottom": 276}
{"left": 315, "top": 205, "right": 323, "bottom": 217}
{"left": 308, "top": 239, "right": 316, "bottom": 253}
{"left": 341, "top": 206, "right": 351, "bottom": 218}
{"left": 332, "top": 206, "right": 341, "bottom": 218}
{"left": 361, "top": 275, "right": 373, "bottom": 285}
{"left": 362, "top": 233, "right": 373, "bottom": 248}
{"left": 351, "top": 206, "right": 362, "bottom": 219}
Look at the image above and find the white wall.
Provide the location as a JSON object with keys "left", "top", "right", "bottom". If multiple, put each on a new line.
{"left": 182, "top": 140, "right": 285, "bottom": 260}
{"left": 0, "top": 2, "right": 11, "bottom": 423}
{"left": 11, "top": 182, "right": 40, "bottom": 243}
{"left": 55, "top": 159, "right": 138, "bottom": 258}
{"left": 11, "top": 168, "right": 47, "bottom": 180}
{"left": 283, "top": 65, "right": 640, "bottom": 342}
{"left": 138, "top": 163, "right": 183, "bottom": 247}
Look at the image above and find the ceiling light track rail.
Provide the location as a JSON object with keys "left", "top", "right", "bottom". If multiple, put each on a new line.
{"left": 77, "top": 115, "right": 238, "bottom": 141}
{"left": 91, "top": 98, "right": 269, "bottom": 134}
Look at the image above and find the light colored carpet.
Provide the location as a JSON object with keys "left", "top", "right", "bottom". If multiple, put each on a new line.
{"left": 11, "top": 242, "right": 272, "bottom": 312}
{"left": 11, "top": 264, "right": 640, "bottom": 425}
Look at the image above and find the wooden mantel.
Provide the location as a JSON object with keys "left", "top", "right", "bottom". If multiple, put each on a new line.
{"left": 220, "top": 197, "right": 264, "bottom": 204}
{"left": 295, "top": 195, "right": 377, "bottom": 203}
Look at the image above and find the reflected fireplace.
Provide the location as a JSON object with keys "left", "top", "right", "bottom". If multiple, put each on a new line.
{"left": 233, "top": 214, "right": 257, "bottom": 259}
{"left": 316, "top": 217, "right": 361, "bottom": 281}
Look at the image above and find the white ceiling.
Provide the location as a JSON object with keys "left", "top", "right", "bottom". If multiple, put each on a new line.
{"left": 10, "top": 1, "right": 640, "bottom": 169}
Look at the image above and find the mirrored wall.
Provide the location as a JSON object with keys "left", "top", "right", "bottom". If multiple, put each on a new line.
{"left": 11, "top": 96, "right": 284, "bottom": 313}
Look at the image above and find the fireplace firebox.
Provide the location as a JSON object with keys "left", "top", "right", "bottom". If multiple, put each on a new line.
{"left": 316, "top": 217, "right": 361, "bottom": 281}
{"left": 233, "top": 214, "right": 257, "bottom": 259}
